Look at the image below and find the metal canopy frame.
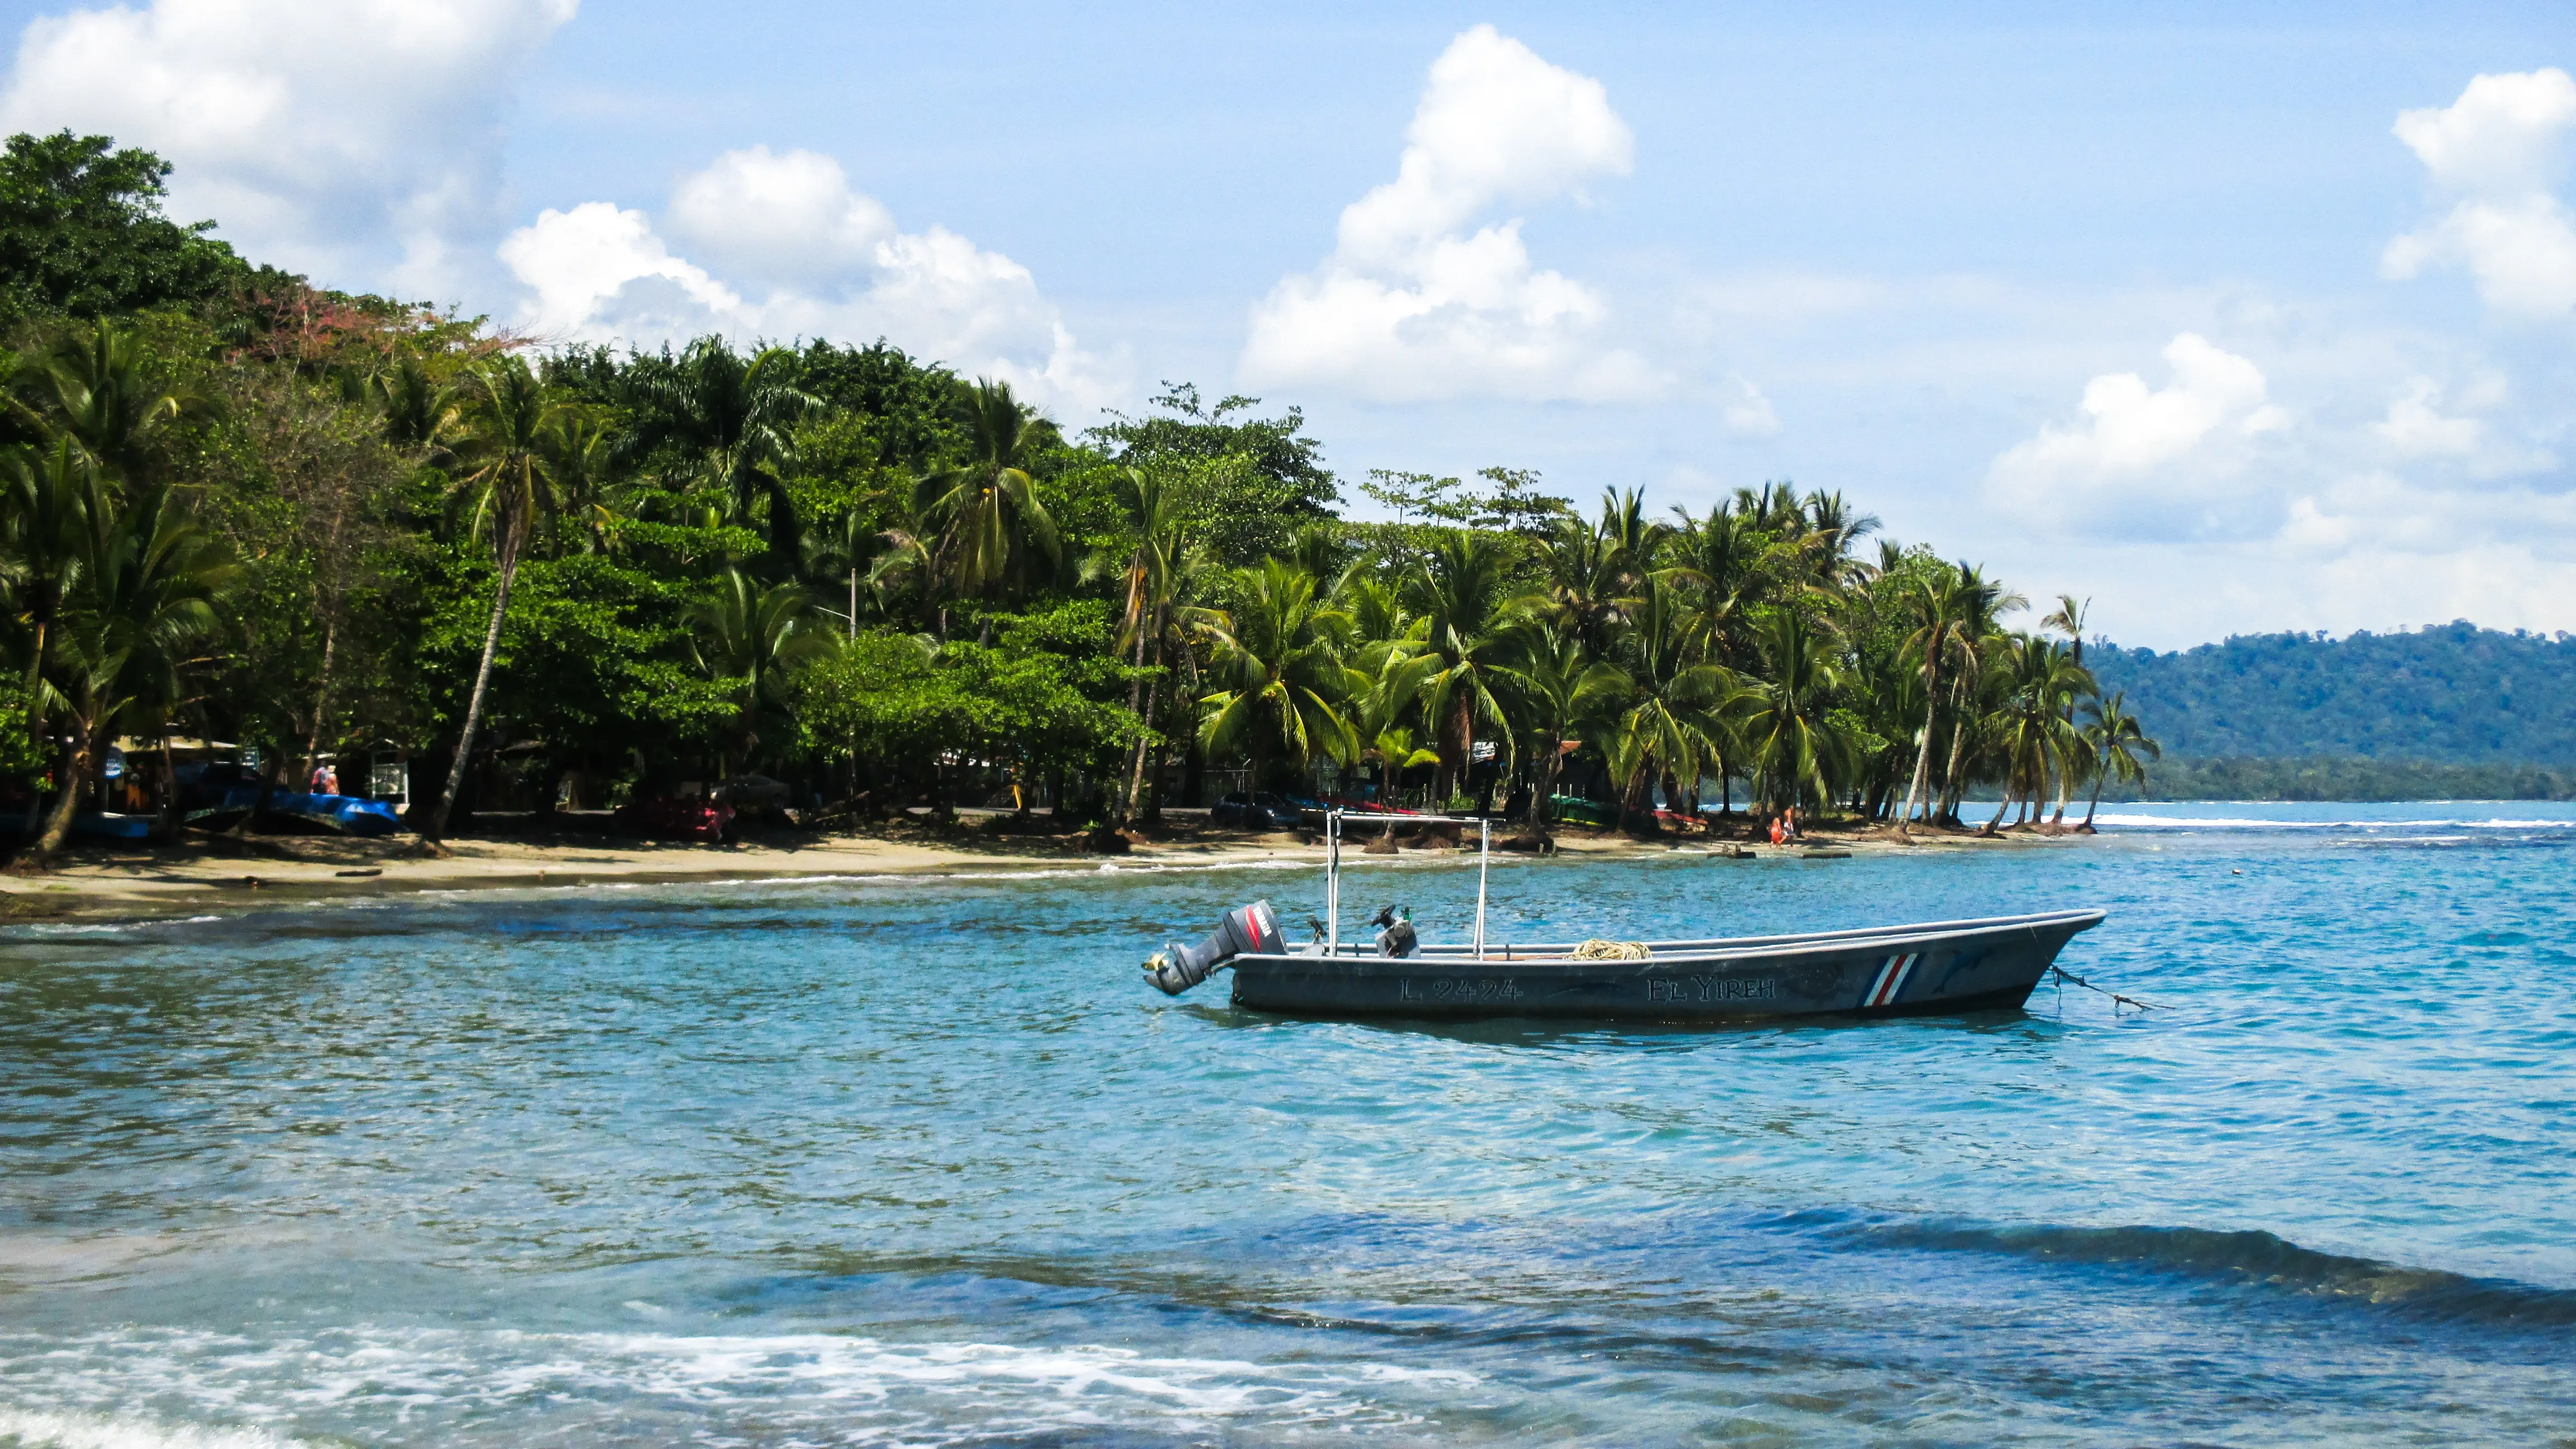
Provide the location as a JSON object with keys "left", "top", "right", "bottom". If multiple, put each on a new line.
{"left": 1322, "top": 807, "right": 1494, "bottom": 960}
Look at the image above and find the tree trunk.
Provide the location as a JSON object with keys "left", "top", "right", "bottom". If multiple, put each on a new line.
{"left": 1532, "top": 738, "right": 1559, "bottom": 831}
{"left": 154, "top": 722, "right": 182, "bottom": 841}
{"left": 1981, "top": 787, "right": 2014, "bottom": 836}
{"left": 1119, "top": 619, "right": 1151, "bottom": 824}
{"left": 1938, "top": 697, "right": 1973, "bottom": 825}
{"left": 425, "top": 536, "right": 522, "bottom": 842}
{"left": 1897, "top": 664, "right": 1940, "bottom": 835}
{"left": 2082, "top": 765, "right": 2106, "bottom": 831}
{"left": 31, "top": 716, "right": 93, "bottom": 862}
{"left": 302, "top": 615, "right": 338, "bottom": 785}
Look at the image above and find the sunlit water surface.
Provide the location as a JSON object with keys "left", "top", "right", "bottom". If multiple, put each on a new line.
{"left": 3, "top": 803, "right": 2572, "bottom": 1446}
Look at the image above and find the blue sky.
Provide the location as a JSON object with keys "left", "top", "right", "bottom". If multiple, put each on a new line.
{"left": 3, "top": 1, "right": 2571, "bottom": 647}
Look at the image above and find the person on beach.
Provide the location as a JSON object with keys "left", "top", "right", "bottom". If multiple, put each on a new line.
{"left": 1784, "top": 807, "right": 1798, "bottom": 841}
{"left": 1768, "top": 815, "right": 1784, "bottom": 846}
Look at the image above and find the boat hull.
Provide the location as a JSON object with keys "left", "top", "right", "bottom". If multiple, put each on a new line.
{"left": 1225, "top": 910, "right": 2105, "bottom": 1022}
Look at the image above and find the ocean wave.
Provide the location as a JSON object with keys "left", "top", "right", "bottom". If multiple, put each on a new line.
{"left": 0, "top": 1408, "right": 310, "bottom": 1449}
{"left": 2090, "top": 812, "right": 2576, "bottom": 831}
{"left": 10, "top": 915, "right": 224, "bottom": 936}
{"left": 1843, "top": 1218, "right": 2576, "bottom": 1328}
{"left": 0, "top": 1326, "right": 1470, "bottom": 1445}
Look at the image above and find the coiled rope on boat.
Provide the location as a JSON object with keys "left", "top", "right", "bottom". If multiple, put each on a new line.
{"left": 1571, "top": 940, "right": 1652, "bottom": 960}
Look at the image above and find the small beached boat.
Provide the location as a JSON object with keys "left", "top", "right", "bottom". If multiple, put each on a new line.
{"left": 1141, "top": 812, "right": 2105, "bottom": 1022}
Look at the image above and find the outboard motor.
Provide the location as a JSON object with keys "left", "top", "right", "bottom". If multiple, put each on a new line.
{"left": 1143, "top": 899, "right": 1283, "bottom": 996}
{"left": 1370, "top": 905, "right": 1417, "bottom": 959}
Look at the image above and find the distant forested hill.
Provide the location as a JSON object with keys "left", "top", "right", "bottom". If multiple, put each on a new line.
{"left": 2087, "top": 623, "right": 2576, "bottom": 797}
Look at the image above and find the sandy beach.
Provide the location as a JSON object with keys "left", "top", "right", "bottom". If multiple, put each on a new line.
{"left": 0, "top": 810, "right": 2059, "bottom": 925}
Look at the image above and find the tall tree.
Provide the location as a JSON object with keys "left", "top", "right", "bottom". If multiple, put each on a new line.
{"left": 915, "top": 378, "right": 1061, "bottom": 615}
{"left": 1895, "top": 569, "right": 1976, "bottom": 835}
{"left": 0, "top": 131, "right": 249, "bottom": 321}
{"left": 1403, "top": 529, "right": 1536, "bottom": 807}
{"left": 1196, "top": 558, "right": 1356, "bottom": 790}
{"left": 28, "top": 471, "right": 233, "bottom": 861}
{"left": 629, "top": 338, "right": 815, "bottom": 565}
{"left": 422, "top": 359, "right": 561, "bottom": 844}
{"left": 1734, "top": 609, "right": 1856, "bottom": 816}
{"left": 1498, "top": 628, "right": 1626, "bottom": 837}
{"left": 689, "top": 568, "right": 828, "bottom": 776}
{"left": 2078, "top": 690, "right": 2159, "bottom": 830}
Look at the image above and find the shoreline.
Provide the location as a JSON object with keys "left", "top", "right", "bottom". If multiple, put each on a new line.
{"left": 0, "top": 812, "right": 2068, "bottom": 927}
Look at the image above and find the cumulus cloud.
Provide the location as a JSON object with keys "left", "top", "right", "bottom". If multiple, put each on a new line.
{"left": 1988, "top": 333, "right": 2291, "bottom": 537}
{"left": 2373, "top": 376, "right": 2484, "bottom": 458}
{"left": 665, "top": 144, "right": 895, "bottom": 290}
{"left": 1240, "top": 24, "right": 1659, "bottom": 402}
{"left": 502, "top": 146, "right": 1122, "bottom": 414}
{"left": 0, "top": 0, "right": 577, "bottom": 299}
{"left": 1718, "top": 375, "right": 1782, "bottom": 437}
{"left": 2382, "top": 69, "right": 2576, "bottom": 319}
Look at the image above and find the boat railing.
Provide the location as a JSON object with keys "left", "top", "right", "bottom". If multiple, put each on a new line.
{"left": 1295, "top": 901, "right": 2104, "bottom": 963}
{"left": 1314, "top": 808, "right": 2100, "bottom": 964}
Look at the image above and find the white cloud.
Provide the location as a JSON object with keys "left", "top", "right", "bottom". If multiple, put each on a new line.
{"left": 503, "top": 147, "right": 1123, "bottom": 415}
{"left": 1718, "top": 374, "right": 1782, "bottom": 437}
{"left": 2373, "top": 376, "right": 2483, "bottom": 458}
{"left": 1240, "top": 24, "right": 1658, "bottom": 402}
{"left": 2382, "top": 69, "right": 2576, "bottom": 319}
{"left": 1988, "top": 333, "right": 2291, "bottom": 537}
{"left": 665, "top": 144, "right": 895, "bottom": 290}
{"left": 0, "top": 0, "right": 577, "bottom": 299}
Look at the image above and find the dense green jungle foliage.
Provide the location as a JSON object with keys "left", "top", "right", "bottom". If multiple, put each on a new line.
{"left": 0, "top": 131, "right": 2199, "bottom": 858}
{"left": 2091, "top": 625, "right": 2576, "bottom": 764}
{"left": 2091, "top": 625, "right": 2576, "bottom": 800}
{"left": 2097, "top": 756, "right": 2576, "bottom": 803}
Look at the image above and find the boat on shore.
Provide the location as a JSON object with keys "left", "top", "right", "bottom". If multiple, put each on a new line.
{"left": 1142, "top": 811, "right": 2105, "bottom": 1022}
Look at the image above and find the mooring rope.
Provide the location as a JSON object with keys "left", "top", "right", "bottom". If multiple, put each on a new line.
{"left": 2050, "top": 963, "right": 2162, "bottom": 1012}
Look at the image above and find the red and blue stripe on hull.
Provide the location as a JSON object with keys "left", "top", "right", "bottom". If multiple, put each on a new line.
{"left": 1861, "top": 951, "right": 1924, "bottom": 1009}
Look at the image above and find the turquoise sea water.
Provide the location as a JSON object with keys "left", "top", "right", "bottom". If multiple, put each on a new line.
{"left": 2, "top": 802, "right": 2572, "bottom": 1447}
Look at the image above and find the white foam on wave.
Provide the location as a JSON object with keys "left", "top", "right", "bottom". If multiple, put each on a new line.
{"left": 16, "top": 915, "right": 222, "bottom": 937}
{"left": 2090, "top": 812, "right": 2575, "bottom": 831}
{"left": 0, "top": 1408, "right": 309, "bottom": 1449}
{"left": 0, "top": 1325, "right": 1474, "bottom": 1445}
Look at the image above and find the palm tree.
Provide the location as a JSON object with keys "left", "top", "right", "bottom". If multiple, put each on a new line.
{"left": 545, "top": 411, "right": 622, "bottom": 556}
{"left": 1977, "top": 636, "right": 2094, "bottom": 834}
{"left": 689, "top": 568, "right": 830, "bottom": 775}
{"left": 1734, "top": 609, "right": 1856, "bottom": 817}
{"left": 1496, "top": 628, "right": 1626, "bottom": 838}
{"left": 2040, "top": 594, "right": 2090, "bottom": 823}
{"left": 1660, "top": 504, "right": 1763, "bottom": 670}
{"left": 1896, "top": 570, "right": 1977, "bottom": 835}
{"left": 1603, "top": 576, "right": 1733, "bottom": 832}
{"left": 1196, "top": 558, "right": 1357, "bottom": 789}
{"left": 422, "top": 360, "right": 562, "bottom": 844}
{"left": 1797, "top": 490, "right": 1879, "bottom": 593}
{"left": 1346, "top": 637, "right": 1437, "bottom": 840}
{"left": 915, "top": 378, "right": 1061, "bottom": 617}
{"left": 1, "top": 441, "right": 91, "bottom": 835}
{"left": 27, "top": 472, "right": 233, "bottom": 863}
{"left": 5, "top": 320, "right": 200, "bottom": 481}
{"left": 1403, "top": 529, "right": 1537, "bottom": 806}
{"left": 1098, "top": 465, "right": 1189, "bottom": 823}
{"left": 630, "top": 338, "right": 816, "bottom": 564}
{"left": 375, "top": 356, "right": 461, "bottom": 454}
{"left": 1931, "top": 565, "right": 2025, "bottom": 823}
{"left": 2079, "top": 690, "right": 2160, "bottom": 830}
